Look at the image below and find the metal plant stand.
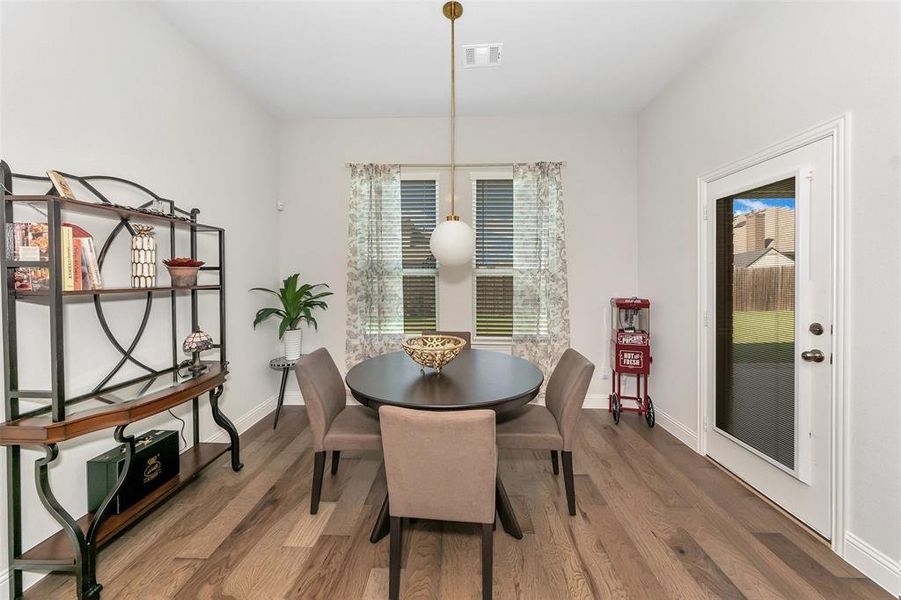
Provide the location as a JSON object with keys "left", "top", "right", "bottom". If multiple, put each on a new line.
{"left": 269, "top": 355, "right": 300, "bottom": 429}
{"left": 0, "top": 161, "right": 242, "bottom": 600}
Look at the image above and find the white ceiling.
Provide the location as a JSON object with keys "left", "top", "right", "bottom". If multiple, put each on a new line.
{"left": 155, "top": 1, "right": 744, "bottom": 119}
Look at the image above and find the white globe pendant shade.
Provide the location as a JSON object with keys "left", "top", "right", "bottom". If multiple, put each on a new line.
{"left": 430, "top": 218, "right": 475, "bottom": 266}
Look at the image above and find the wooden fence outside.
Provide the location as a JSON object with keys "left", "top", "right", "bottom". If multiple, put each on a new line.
{"left": 733, "top": 266, "right": 795, "bottom": 311}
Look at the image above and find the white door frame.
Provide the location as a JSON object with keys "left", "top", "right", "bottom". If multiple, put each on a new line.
{"left": 696, "top": 114, "right": 850, "bottom": 555}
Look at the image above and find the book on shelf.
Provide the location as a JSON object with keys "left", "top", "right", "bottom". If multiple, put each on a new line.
{"left": 46, "top": 170, "right": 78, "bottom": 200}
{"left": 61, "top": 226, "right": 74, "bottom": 291}
{"left": 73, "top": 237, "right": 84, "bottom": 291}
{"left": 81, "top": 237, "right": 103, "bottom": 290}
{"left": 6, "top": 222, "right": 102, "bottom": 291}
{"left": 67, "top": 222, "right": 103, "bottom": 290}
{"left": 7, "top": 222, "right": 49, "bottom": 261}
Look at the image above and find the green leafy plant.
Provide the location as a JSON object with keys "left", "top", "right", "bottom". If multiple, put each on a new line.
{"left": 251, "top": 274, "right": 333, "bottom": 339}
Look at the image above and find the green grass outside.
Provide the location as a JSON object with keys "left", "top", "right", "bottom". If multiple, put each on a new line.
{"left": 732, "top": 310, "right": 794, "bottom": 344}
{"left": 731, "top": 310, "right": 794, "bottom": 363}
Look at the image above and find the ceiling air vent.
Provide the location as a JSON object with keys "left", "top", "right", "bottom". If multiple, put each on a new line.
{"left": 462, "top": 43, "right": 502, "bottom": 68}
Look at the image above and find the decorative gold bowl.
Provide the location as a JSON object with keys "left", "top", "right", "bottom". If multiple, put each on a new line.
{"left": 401, "top": 335, "right": 467, "bottom": 373}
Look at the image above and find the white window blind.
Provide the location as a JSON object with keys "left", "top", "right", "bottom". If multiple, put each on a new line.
{"left": 473, "top": 178, "right": 514, "bottom": 337}
{"left": 401, "top": 179, "right": 438, "bottom": 333}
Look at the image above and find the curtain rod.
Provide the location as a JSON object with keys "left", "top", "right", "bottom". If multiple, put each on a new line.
{"left": 344, "top": 162, "right": 565, "bottom": 168}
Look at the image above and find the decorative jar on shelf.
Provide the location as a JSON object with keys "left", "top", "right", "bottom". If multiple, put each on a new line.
{"left": 164, "top": 258, "right": 204, "bottom": 288}
{"left": 283, "top": 329, "right": 302, "bottom": 360}
{"left": 131, "top": 224, "right": 156, "bottom": 288}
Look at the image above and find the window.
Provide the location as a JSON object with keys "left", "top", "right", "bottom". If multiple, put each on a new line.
{"left": 473, "top": 178, "right": 514, "bottom": 337}
{"left": 401, "top": 179, "right": 438, "bottom": 333}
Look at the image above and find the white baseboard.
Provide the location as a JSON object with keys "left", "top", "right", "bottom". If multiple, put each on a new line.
{"left": 583, "top": 392, "right": 607, "bottom": 409}
{"left": 586, "top": 392, "right": 700, "bottom": 452}
{"left": 0, "top": 568, "right": 8, "bottom": 588}
{"left": 204, "top": 394, "right": 278, "bottom": 443}
{"left": 654, "top": 407, "right": 699, "bottom": 451}
{"left": 283, "top": 390, "right": 304, "bottom": 405}
{"left": 844, "top": 532, "right": 901, "bottom": 597}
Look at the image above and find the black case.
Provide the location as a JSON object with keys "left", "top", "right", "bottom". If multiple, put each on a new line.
{"left": 86, "top": 429, "right": 179, "bottom": 514}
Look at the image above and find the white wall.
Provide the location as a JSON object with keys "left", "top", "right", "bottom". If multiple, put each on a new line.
{"left": 637, "top": 2, "right": 900, "bottom": 593}
{"left": 3, "top": 0, "right": 897, "bottom": 596}
{"left": 277, "top": 115, "right": 638, "bottom": 400}
{"left": 0, "top": 1, "right": 281, "bottom": 589}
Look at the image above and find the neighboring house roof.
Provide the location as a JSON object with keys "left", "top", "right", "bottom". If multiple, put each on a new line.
{"left": 733, "top": 247, "right": 794, "bottom": 268}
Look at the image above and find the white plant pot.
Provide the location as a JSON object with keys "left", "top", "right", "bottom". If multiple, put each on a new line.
{"left": 283, "top": 329, "right": 303, "bottom": 360}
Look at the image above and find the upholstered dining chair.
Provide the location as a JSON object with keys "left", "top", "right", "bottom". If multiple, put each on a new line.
{"left": 380, "top": 406, "right": 496, "bottom": 600}
{"left": 421, "top": 329, "right": 472, "bottom": 347}
{"left": 495, "top": 348, "right": 595, "bottom": 516}
{"left": 294, "top": 348, "right": 382, "bottom": 514}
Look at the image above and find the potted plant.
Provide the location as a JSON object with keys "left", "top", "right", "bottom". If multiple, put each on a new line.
{"left": 251, "top": 274, "right": 332, "bottom": 360}
{"left": 164, "top": 257, "right": 204, "bottom": 288}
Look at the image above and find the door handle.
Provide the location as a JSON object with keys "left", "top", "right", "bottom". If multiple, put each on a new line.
{"left": 801, "top": 349, "right": 825, "bottom": 363}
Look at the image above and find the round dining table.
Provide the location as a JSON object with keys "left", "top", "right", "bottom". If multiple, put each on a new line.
{"left": 346, "top": 348, "right": 544, "bottom": 543}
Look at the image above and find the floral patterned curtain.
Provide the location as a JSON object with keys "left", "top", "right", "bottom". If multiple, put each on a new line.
{"left": 511, "top": 162, "right": 571, "bottom": 381}
{"left": 345, "top": 164, "right": 405, "bottom": 368}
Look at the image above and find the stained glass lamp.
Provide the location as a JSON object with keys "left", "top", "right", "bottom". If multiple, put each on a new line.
{"left": 182, "top": 329, "right": 214, "bottom": 375}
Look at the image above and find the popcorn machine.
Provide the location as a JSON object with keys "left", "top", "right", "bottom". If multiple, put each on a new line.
{"left": 609, "top": 297, "right": 654, "bottom": 427}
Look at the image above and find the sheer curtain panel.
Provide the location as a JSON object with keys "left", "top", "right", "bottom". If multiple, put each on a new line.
{"left": 345, "top": 164, "right": 405, "bottom": 368}
{"left": 511, "top": 162, "right": 571, "bottom": 381}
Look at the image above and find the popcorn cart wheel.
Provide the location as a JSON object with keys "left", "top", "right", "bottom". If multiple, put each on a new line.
{"left": 608, "top": 297, "right": 655, "bottom": 428}
{"left": 610, "top": 393, "right": 654, "bottom": 427}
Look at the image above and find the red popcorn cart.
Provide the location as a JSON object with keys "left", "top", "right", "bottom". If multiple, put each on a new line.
{"left": 609, "top": 297, "right": 654, "bottom": 427}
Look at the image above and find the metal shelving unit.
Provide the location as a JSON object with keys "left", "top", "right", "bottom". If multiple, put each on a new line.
{"left": 0, "top": 161, "right": 243, "bottom": 600}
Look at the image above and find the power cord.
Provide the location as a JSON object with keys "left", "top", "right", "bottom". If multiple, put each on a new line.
{"left": 167, "top": 409, "right": 188, "bottom": 450}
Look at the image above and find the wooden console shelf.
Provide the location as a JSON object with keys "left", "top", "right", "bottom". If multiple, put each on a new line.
{"left": 0, "top": 362, "right": 228, "bottom": 445}
{"left": 15, "top": 442, "right": 229, "bottom": 566}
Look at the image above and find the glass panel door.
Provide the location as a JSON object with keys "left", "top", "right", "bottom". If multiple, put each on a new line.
{"left": 715, "top": 177, "right": 797, "bottom": 470}
{"left": 705, "top": 137, "right": 832, "bottom": 538}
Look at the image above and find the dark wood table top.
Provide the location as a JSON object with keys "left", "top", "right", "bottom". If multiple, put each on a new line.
{"left": 345, "top": 349, "right": 544, "bottom": 413}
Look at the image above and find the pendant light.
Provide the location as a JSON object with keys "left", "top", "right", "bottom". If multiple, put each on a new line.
{"left": 429, "top": 1, "right": 475, "bottom": 267}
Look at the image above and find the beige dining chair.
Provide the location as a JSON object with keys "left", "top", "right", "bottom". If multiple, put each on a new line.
{"left": 495, "top": 348, "right": 595, "bottom": 515}
{"left": 421, "top": 329, "right": 472, "bottom": 347}
{"left": 380, "top": 406, "right": 496, "bottom": 600}
{"left": 294, "top": 348, "right": 382, "bottom": 514}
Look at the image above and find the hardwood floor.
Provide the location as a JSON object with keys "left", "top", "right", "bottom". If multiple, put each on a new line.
{"left": 27, "top": 407, "right": 889, "bottom": 599}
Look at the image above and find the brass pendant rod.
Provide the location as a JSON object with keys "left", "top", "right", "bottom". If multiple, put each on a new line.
{"left": 449, "top": 3, "right": 457, "bottom": 216}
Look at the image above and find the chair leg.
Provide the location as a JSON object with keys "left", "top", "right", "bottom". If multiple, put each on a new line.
{"left": 311, "top": 451, "right": 325, "bottom": 514}
{"left": 562, "top": 451, "right": 576, "bottom": 516}
{"left": 331, "top": 451, "right": 341, "bottom": 475}
{"left": 389, "top": 516, "right": 403, "bottom": 600}
{"left": 481, "top": 523, "right": 493, "bottom": 600}
{"left": 550, "top": 450, "right": 559, "bottom": 475}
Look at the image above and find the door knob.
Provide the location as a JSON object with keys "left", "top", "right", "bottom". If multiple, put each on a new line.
{"left": 801, "top": 349, "right": 825, "bottom": 363}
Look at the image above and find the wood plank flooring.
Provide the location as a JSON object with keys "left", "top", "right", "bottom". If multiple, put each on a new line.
{"left": 27, "top": 407, "right": 890, "bottom": 599}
